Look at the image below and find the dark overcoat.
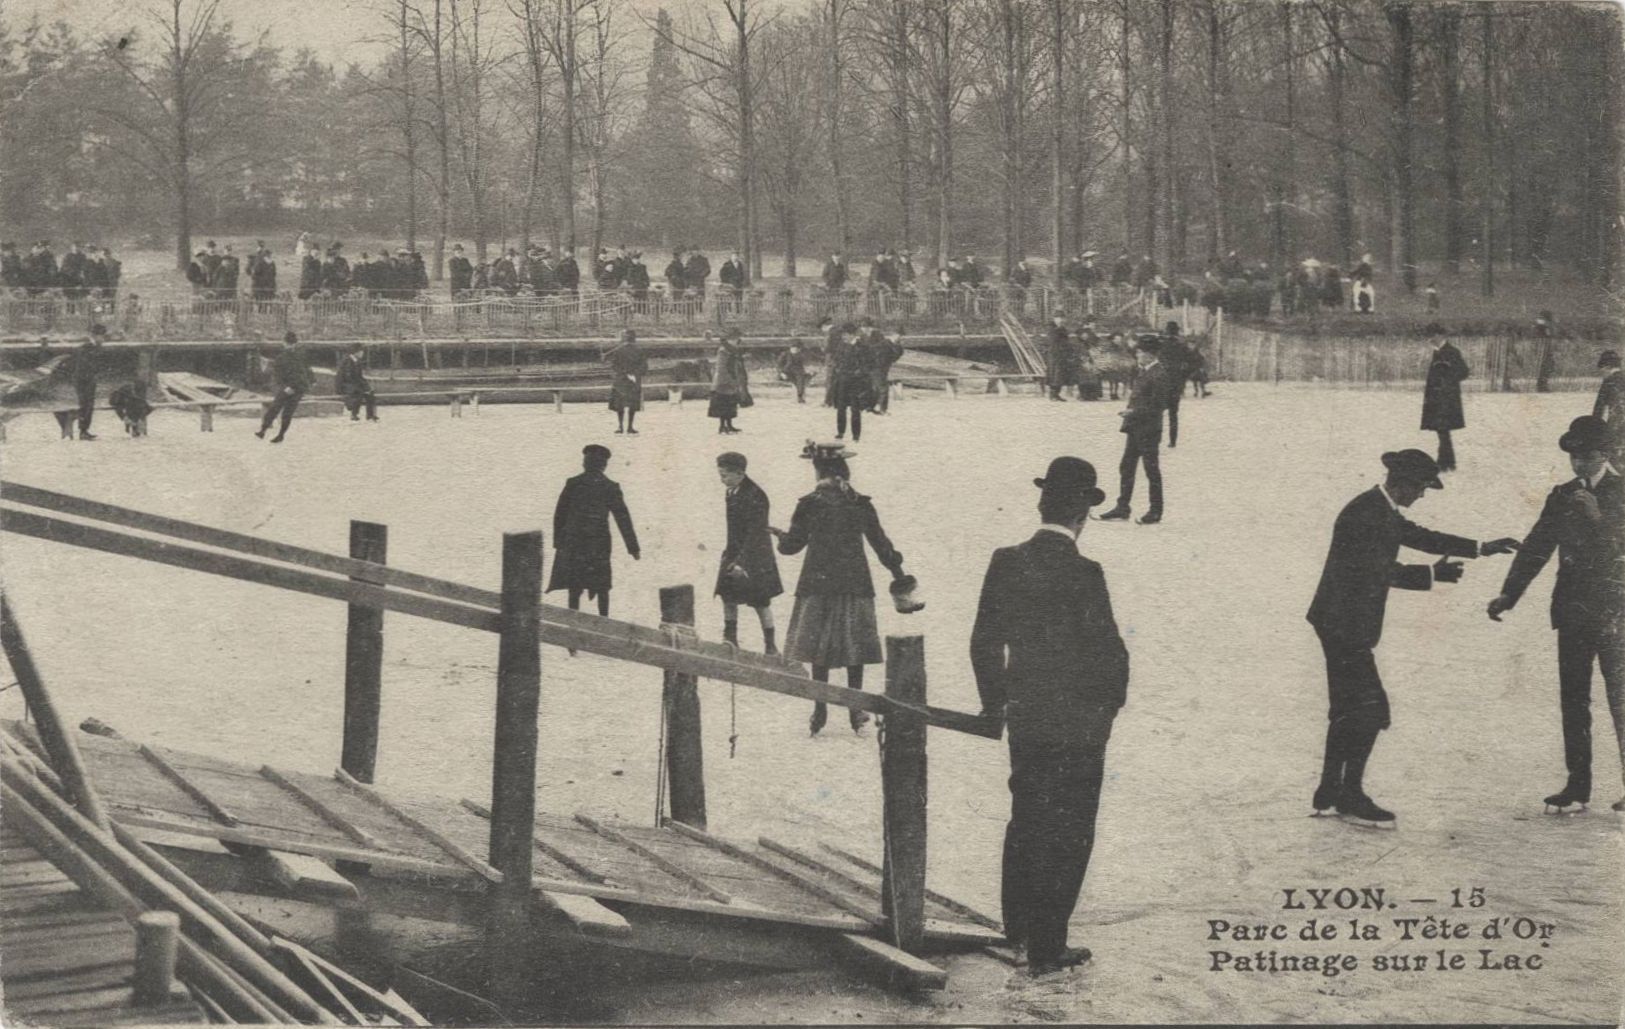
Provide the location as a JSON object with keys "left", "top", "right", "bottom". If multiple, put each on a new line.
{"left": 1120, "top": 361, "right": 1170, "bottom": 439}
{"left": 777, "top": 483, "right": 902, "bottom": 597}
{"left": 1306, "top": 487, "right": 1479, "bottom": 649}
{"left": 970, "top": 530, "right": 1129, "bottom": 741}
{"left": 1421, "top": 342, "right": 1469, "bottom": 431}
{"left": 1497, "top": 471, "right": 1625, "bottom": 632}
{"left": 1593, "top": 370, "right": 1625, "bottom": 451}
{"left": 607, "top": 344, "right": 648, "bottom": 412}
{"left": 714, "top": 476, "right": 784, "bottom": 606}
{"left": 684, "top": 254, "right": 711, "bottom": 291}
{"left": 548, "top": 471, "right": 640, "bottom": 596}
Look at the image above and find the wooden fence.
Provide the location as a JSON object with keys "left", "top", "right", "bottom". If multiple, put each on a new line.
{"left": 0, "top": 480, "right": 999, "bottom": 979}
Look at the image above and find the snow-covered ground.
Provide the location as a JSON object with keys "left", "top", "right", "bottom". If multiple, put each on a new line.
{"left": 1, "top": 383, "right": 1620, "bottom": 1024}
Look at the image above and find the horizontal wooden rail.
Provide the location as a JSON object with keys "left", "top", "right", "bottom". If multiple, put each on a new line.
{"left": 0, "top": 484, "right": 998, "bottom": 738}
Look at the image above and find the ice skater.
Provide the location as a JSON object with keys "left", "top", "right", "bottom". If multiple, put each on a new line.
{"left": 1100, "top": 335, "right": 1170, "bottom": 525}
{"left": 1592, "top": 350, "right": 1623, "bottom": 463}
{"left": 108, "top": 381, "right": 152, "bottom": 437}
{"left": 714, "top": 452, "right": 783, "bottom": 655}
{"left": 336, "top": 342, "right": 378, "bottom": 422}
{"left": 1421, "top": 331, "right": 1469, "bottom": 472}
{"left": 828, "top": 324, "right": 870, "bottom": 442}
{"left": 708, "top": 329, "right": 749, "bottom": 434}
{"left": 776, "top": 340, "right": 810, "bottom": 403}
{"left": 256, "top": 332, "right": 313, "bottom": 443}
{"left": 775, "top": 441, "right": 909, "bottom": 736}
{"left": 58, "top": 324, "right": 105, "bottom": 441}
{"left": 1307, "top": 449, "right": 1519, "bottom": 827}
{"left": 606, "top": 329, "right": 647, "bottom": 435}
{"left": 547, "top": 444, "right": 641, "bottom": 618}
{"left": 970, "top": 457, "right": 1127, "bottom": 977}
{"left": 1488, "top": 416, "right": 1625, "bottom": 814}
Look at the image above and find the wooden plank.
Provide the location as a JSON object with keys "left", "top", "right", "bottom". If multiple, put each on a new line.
{"left": 259, "top": 766, "right": 383, "bottom": 849}
{"left": 461, "top": 799, "right": 613, "bottom": 885}
{"left": 665, "top": 821, "right": 883, "bottom": 927}
{"left": 342, "top": 521, "right": 388, "bottom": 783}
{"left": 880, "top": 636, "right": 928, "bottom": 953}
{"left": 575, "top": 813, "right": 733, "bottom": 905}
{"left": 658, "top": 586, "right": 706, "bottom": 829}
{"left": 6, "top": 983, "right": 144, "bottom": 1017}
{"left": 834, "top": 932, "right": 948, "bottom": 992}
{"left": 535, "top": 889, "right": 633, "bottom": 938}
{"left": 2, "top": 929, "right": 137, "bottom": 979}
{"left": 817, "top": 841, "right": 1003, "bottom": 932}
{"left": 333, "top": 769, "right": 501, "bottom": 882}
{"left": 0, "top": 962, "right": 133, "bottom": 1001}
{"left": 0, "top": 507, "right": 501, "bottom": 633}
{"left": 136, "top": 745, "right": 240, "bottom": 826}
{"left": 256, "top": 850, "right": 358, "bottom": 900}
{"left": 272, "top": 938, "right": 428, "bottom": 1026}
{"left": 758, "top": 837, "right": 881, "bottom": 900}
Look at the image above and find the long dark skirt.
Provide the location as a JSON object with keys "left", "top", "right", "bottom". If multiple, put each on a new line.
{"left": 707, "top": 392, "right": 739, "bottom": 420}
{"left": 784, "top": 593, "right": 883, "bottom": 667}
{"left": 609, "top": 377, "right": 641, "bottom": 413}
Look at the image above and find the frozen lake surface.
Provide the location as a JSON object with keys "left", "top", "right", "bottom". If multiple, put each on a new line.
{"left": 1, "top": 383, "right": 1620, "bottom": 1023}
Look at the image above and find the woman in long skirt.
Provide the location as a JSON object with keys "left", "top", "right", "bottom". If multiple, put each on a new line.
{"left": 1421, "top": 334, "right": 1468, "bottom": 471}
{"left": 775, "top": 441, "right": 908, "bottom": 735}
{"left": 708, "top": 329, "right": 749, "bottom": 434}
{"left": 606, "top": 329, "right": 648, "bottom": 434}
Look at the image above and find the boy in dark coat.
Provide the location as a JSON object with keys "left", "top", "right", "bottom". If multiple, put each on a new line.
{"left": 64, "top": 324, "right": 106, "bottom": 440}
{"left": 605, "top": 329, "right": 648, "bottom": 434}
{"left": 1307, "top": 449, "right": 1518, "bottom": 826}
{"left": 336, "top": 342, "right": 378, "bottom": 422}
{"left": 777, "top": 340, "right": 810, "bottom": 403}
{"left": 715, "top": 452, "right": 784, "bottom": 654}
{"left": 256, "top": 332, "right": 314, "bottom": 443}
{"left": 109, "top": 381, "right": 153, "bottom": 437}
{"left": 971, "top": 457, "right": 1126, "bottom": 977}
{"left": 449, "top": 245, "right": 474, "bottom": 294}
{"left": 298, "top": 249, "right": 322, "bottom": 300}
{"left": 684, "top": 250, "right": 711, "bottom": 305}
{"left": 1489, "top": 416, "right": 1625, "bottom": 814}
{"left": 548, "top": 444, "right": 641, "bottom": 617}
{"left": 1421, "top": 333, "right": 1469, "bottom": 472}
{"left": 1592, "top": 350, "right": 1624, "bottom": 463}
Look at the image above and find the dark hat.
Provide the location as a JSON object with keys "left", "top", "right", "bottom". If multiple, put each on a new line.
{"left": 583, "top": 444, "right": 612, "bottom": 462}
{"left": 1598, "top": 350, "right": 1620, "bottom": 369}
{"left": 801, "top": 440, "right": 855, "bottom": 462}
{"left": 1034, "top": 457, "right": 1106, "bottom": 509}
{"left": 1163, "top": 321, "right": 1181, "bottom": 336}
{"left": 1133, "top": 333, "right": 1162, "bottom": 354}
{"left": 716, "top": 451, "right": 747, "bottom": 471}
{"left": 1381, "top": 449, "right": 1444, "bottom": 489}
{"left": 1559, "top": 415, "right": 1613, "bottom": 455}
{"left": 283, "top": 331, "right": 299, "bottom": 345}
{"left": 89, "top": 323, "right": 108, "bottom": 338}
{"left": 839, "top": 322, "right": 859, "bottom": 335}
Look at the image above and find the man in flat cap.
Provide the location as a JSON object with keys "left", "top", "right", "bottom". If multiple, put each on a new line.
{"left": 971, "top": 457, "right": 1128, "bottom": 977}
{"left": 1592, "top": 350, "right": 1624, "bottom": 465}
{"left": 1100, "top": 335, "right": 1171, "bottom": 524}
{"left": 1307, "top": 449, "right": 1519, "bottom": 827}
{"left": 256, "top": 332, "right": 314, "bottom": 443}
{"left": 1489, "top": 416, "right": 1625, "bottom": 814}
{"left": 63, "top": 324, "right": 107, "bottom": 440}
{"left": 548, "top": 444, "right": 641, "bottom": 619}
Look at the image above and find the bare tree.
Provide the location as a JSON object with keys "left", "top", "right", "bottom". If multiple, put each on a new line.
{"left": 1386, "top": 0, "right": 1417, "bottom": 291}
{"left": 447, "top": 0, "right": 502, "bottom": 259}
{"left": 822, "top": 0, "right": 853, "bottom": 256}
{"left": 758, "top": 16, "right": 820, "bottom": 277}
{"left": 917, "top": 0, "right": 969, "bottom": 268}
{"left": 579, "top": 0, "right": 629, "bottom": 256}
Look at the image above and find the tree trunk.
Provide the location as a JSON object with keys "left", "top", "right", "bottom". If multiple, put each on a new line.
{"left": 433, "top": 0, "right": 450, "bottom": 280}
{"left": 1480, "top": 5, "right": 1494, "bottom": 295}
{"left": 1274, "top": 2, "right": 1294, "bottom": 273}
{"left": 1439, "top": 7, "right": 1463, "bottom": 275}
{"left": 1328, "top": 4, "right": 1353, "bottom": 269}
{"left": 561, "top": 8, "right": 578, "bottom": 253}
{"left": 1158, "top": 0, "right": 1174, "bottom": 273}
{"left": 736, "top": 1, "right": 756, "bottom": 282}
{"left": 933, "top": 3, "right": 953, "bottom": 268}
{"left": 827, "top": 0, "right": 851, "bottom": 255}
{"left": 1204, "top": 0, "right": 1225, "bottom": 265}
{"left": 1388, "top": 1, "right": 1417, "bottom": 292}
{"left": 1051, "top": 0, "right": 1065, "bottom": 278}
{"left": 1120, "top": 0, "right": 1133, "bottom": 252}
{"left": 400, "top": 0, "right": 419, "bottom": 251}
{"left": 892, "top": 2, "right": 913, "bottom": 251}
{"left": 1001, "top": 0, "right": 1017, "bottom": 276}
{"left": 171, "top": 0, "right": 191, "bottom": 272}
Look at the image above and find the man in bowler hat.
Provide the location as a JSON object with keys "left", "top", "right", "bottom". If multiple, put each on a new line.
{"left": 1593, "top": 350, "right": 1624, "bottom": 463}
{"left": 1307, "top": 449, "right": 1519, "bottom": 826}
{"left": 1100, "top": 335, "right": 1170, "bottom": 524}
{"left": 548, "top": 444, "right": 641, "bottom": 618}
{"left": 971, "top": 457, "right": 1128, "bottom": 976}
{"left": 1489, "top": 416, "right": 1625, "bottom": 813}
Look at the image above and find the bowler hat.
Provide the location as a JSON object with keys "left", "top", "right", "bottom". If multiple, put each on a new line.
{"left": 1033, "top": 456, "right": 1106, "bottom": 509}
{"left": 716, "top": 451, "right": 747, "bottom": 471}
{"left": 583, "top": 444, "right": 612, "bottom": 461}
{"left": 1598, "top": 350, "right": 1620, "bottom": 369}
{"left": 1133, "top": 333, "right": 1162, "bottom": 354}
{"left": 1381, "top": 448, "right": 1444, "bottom": 489}
{"left": 1559, "top": 415, "right": 1612, "bottom": 455}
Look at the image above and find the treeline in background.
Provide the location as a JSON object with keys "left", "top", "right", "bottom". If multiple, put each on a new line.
{"left": 0, "top": 0, "right": 1619, "bottom": 292}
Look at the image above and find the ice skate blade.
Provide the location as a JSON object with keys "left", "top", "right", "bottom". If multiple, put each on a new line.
{"left": 1543, "top": 802, "right": 1587, "bottom": 816}
{"left": 1338, "top": 813, "right": 1397, "bottom": 830}
{"left": 1309, "top": 809, "right": 1338, "bottom": 818}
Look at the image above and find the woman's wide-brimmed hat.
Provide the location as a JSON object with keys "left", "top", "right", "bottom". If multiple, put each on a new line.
{"left": 801, "top": 439, "right": 856, "bottom": 462}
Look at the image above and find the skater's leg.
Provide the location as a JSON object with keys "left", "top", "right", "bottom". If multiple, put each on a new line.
{"left": 626, "top": 409, "right": 636, "bottom": 433}
{"left": 1436, "top": 429, "right": 1455, "bottom": 472}
{"left": 722, "top": 601, "right": 739, "bottom": 646}
{"left": 274, "top": 391, "right": 302, "bottom": 441}
{"left": 257, "top": 394, "right": 284, "bottom": 436}
{"left": 810, "top": 665, "right": 830, "bottom": 735}
{"left": 77, "top": 387, "right": 95, "bottom": 436}
{"left": 1556, "top": 628, "right": 1596, "bottom": 801}
{"left": 567, "top": 588, "right": 583, "bottom": 612}
{"left": 1144, "top": 441, "right": 1163, "bottom": 516}
{"left": 1104, "top": 435, "right": 1139, "bottom": 516}
{"left": 1166, "top": 394, "right": 1180, "bottom": 448}
{"left": 850, "top": 406, "right": 862, "bottom": 443}
{"left": 1599, "top": 632, "right": 1625, "bottom": 798}
{"left": 617, "top": 410, "right": 625, "bottom": 432}
{"left": 597, "top": 591, "right": 610, "bottom": 618}
{"left": 754, "top": 604, "right": 777, "bottom": 654}
{"left": 847, "top": 665, "right": 869, "bottom": 731}
{"left": 1029, "top": 713, "right": 1112, "bottom": 967}
{"left": 836, "top": 405, "right": 848, "bottom": 438}
{"left": 1315, "top": 722, "right": 1346, "bottom": 809}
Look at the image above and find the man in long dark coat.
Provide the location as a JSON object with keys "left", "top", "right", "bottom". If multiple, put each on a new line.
{"left": 1307, "top": 449, "right": 1518, "bottom": 826}
{"left": 664, "top": 251, "right": 686, "bottom": 300}
{"left": 822, "top": 254, "right": 848, "bottom": 293}
{"left": 1159, "top": 323, "right": 1192, "bottom": 448}
{"left": 1421, "top": 334, "right": 1469, "bottom": 472}
{"left": 449, "top": 244, "right": 474, "bottom": 295}
{"left": 1489, "top": 416, "right": 1625, "bottom": 814}
{"left": 24, "top": 241, "right": 58, "bottom": 295}
{"left": 1100, "top": 336, "right": 1171, "bottom": 524}
{"left": 548, "top": 444, "right": 641, "bottom": 617}
{"left": 719, "top": 252, "right": 746, "bottom": 301}
{"left": 336, "top": 341, "right": 378, "bottom": 422}
{"left": 605, "top": 329, "right": 648, "bottom": 435}
{"left": 65, "top": 324, "right": 106, "bottom": 440}
{"left": 972, "top": 456, "right": 1126, "bottom": 977}
{"left": 249, "top": 243, "right": 277, "bottom": 305}
{"left": 298, "top": 248, "right": 322, "bottom": 300}
{"left": 715, "top": 451, "right": 784, "bottom": 655}
{"left": 1592, "top": 350, "right": 1624, "bottom": 464}
{"left": 685, "top": 250, "right": 711, "bottom": 306}
{"left": 557, "top": 247, "right": 581, "bottom": 297}
{"left": 626, "top": 251, "right": 651, "bottom": 310}
{"left": 1045, "top": 315, "right": 1074, "bottom": 401}
{"left": 59, "top": 242, "right": 87, "bottom": 301}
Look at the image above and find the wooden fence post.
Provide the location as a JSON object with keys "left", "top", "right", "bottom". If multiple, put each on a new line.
{"left": 879, "top": 635, "right": 927, "bottom": 954}
{"left": 133, "top": 911, "right": 181, "bottom": 1007}
{"left": 488, "top": 530, "right": 543, "bottom": 998}
{"left": 658, "top": 585, "right": 706, "bottom": 830}
{"left": 341, "top": 521, "right": 388, "bottom": 784}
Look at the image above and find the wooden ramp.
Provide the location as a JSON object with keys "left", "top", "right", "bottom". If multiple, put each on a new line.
{"left": 21, "top": 724, "right": 1000, "bottom": 990}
